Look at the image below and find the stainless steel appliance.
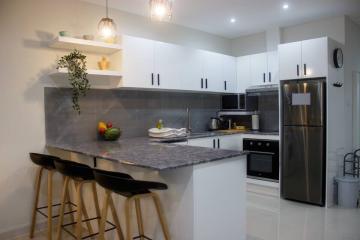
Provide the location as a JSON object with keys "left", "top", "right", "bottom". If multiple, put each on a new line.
{"left": 246, "top": 84, "right": 279, "bottom": 96}
{"left": 243, "top": 138, "right": 279, "bottom": 182}
{"left": 281, "top": 78, "right": 326, "bottom": 206}
{"left": 221, "top": 94, "right": 258, "bottom": 111}
{"left": 208, "top": 117, "right": 220, "bottom": 131}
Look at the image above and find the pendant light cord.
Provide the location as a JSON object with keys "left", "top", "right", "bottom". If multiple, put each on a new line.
{"left": 106, "top": 0, "right": 109, "bottom": 18}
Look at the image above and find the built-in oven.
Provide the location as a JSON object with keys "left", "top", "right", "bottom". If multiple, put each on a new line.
{"left": 243, "top": 138, "right": 279, "bottom": 182}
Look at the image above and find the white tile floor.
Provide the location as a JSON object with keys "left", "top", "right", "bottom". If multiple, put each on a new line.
{"left": 246, "top": 192, "right": 360, "bottom": 240}
{"left": 11, "top": 193, "right": 360, "bottom": 240}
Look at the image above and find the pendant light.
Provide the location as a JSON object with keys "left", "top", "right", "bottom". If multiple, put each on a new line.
{"left": 98, "top": 0, "right": 117, "bottom": 41}
{"left": 149, "top": 0, "right": 173, "bottom": 22}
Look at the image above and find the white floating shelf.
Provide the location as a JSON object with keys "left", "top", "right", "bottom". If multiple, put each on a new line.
{"left": 51, "top": 68, "right": 122, "bottom": 77}
{"left": 50, "top": 36, "right": 122, "bottom": 54}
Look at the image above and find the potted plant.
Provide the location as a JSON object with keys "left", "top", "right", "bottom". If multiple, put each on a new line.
{"left": 57, "top": 50, "right": 90, "bottom": 114}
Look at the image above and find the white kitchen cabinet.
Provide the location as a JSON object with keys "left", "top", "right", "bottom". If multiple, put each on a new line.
{"left": 279, "top": 37, "right": 328, "bottom": 80}
{"left": 301, "top": 38, "right": 328, "bottom": 79}
{"left": 187, "top": 134, "right": 243, "bottom": 151}
{"left": 250, "top": 53, "right": 268, "bottom": 86}
{"left": 267, "top": 51, "right": 279, "bottom": 84}
{"left": 187, "top": 137, "right": 215, "bottom": 148}
{"left": 122, "top": 35, "right": 155, "bottom": 88}
{"left": 279, "top": 41, "right": 302, "bottom": 80}
{"left": 237, "top": 56, "right": 252, "bottom": 93}
{"left": 222, "top": 55, "right": 238, "bottom": 93}
{"left": 181, "top": 49, "right": 204, "bottom": 91}
{"left": 202, "top": 51, "right": 224, "bottom": 92}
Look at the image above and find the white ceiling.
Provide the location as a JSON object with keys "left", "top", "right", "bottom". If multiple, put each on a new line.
{"left": 83, "top": 0, "right": 360, "bottom": 39}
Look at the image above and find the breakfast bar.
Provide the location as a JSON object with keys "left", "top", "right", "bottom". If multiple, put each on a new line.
{"left": 47, "top": 137, "right": 247, "bottom": 240}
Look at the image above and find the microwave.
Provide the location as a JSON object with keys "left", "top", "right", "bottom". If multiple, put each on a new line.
{"left": 221, "top": 94, "right": 257, "bottom": 111}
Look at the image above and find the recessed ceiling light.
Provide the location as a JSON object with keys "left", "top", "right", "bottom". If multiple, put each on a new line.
{"left": 283, "top": 3, "right": 289, "bottom": 9}
{"left": 230, "top": 18, "right": 236, "bottom": 23}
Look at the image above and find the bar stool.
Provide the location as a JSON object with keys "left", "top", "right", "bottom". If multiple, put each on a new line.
{"left": 30, "top": 153, "right": 74, "bottom": 240}
{"left": 54, "top": 159, "right": 118, "bottom": 240}
{"left": 93, "top": 169, "right": 171, "bottom": 240}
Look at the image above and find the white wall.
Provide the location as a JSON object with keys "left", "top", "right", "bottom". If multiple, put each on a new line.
{"left": 344, "top": 17, "right": 360, "bottom": 151}
{"left": 0, "top": 0, "right": 231, "bottom": 235}
{"left": 230, "top": 32, "right": 266, "bottom": 56}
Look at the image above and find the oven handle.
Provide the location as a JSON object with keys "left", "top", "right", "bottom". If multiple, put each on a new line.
{"left": 245, "top": 151, "right": 276, "bottom": 155}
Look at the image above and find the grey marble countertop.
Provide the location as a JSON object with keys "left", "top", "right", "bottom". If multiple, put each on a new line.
{"left": 46, "top": 137, "right": 246, "bottom": 170}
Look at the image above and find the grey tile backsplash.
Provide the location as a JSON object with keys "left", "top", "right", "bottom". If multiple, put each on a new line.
{"left": 257, "top": 94, "right": 279, "bottom": 132}
{"left": 45, "top": 88, "right": 221, "bottom": 143}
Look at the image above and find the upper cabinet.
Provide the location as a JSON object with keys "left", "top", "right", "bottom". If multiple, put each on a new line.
{"left": 250, "top": 53, "right": 268, "bottom": 85}
{"left": 279, "top": 37, "right": 328, "bottom": 80}
{"left": 267, "top": 51, "right": 279, "bottom": 84}
{"left": 237, "top": 56, "right": 251, "bottom": 93}
{"left": 122, "top": 35, "right": 237, "bottom": 93}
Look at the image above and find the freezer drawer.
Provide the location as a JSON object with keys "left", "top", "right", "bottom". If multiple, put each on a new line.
{"left": 281, "top": 126, "right": 325, "bottom": 205}
{"left": 281, "top": 79, "right": 325, "bottom": 126}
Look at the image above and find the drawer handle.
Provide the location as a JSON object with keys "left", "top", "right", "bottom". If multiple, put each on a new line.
{"left": 157, "top": 74, "right": 160, "bottom": 85}
{"left": 297, "top": 65, "right": 299, "bottom": 76}
{"left": 201, "top": 78, "right": 203, "bottom": 88}
{"left": 205, "top": 78, "right": 208, "bottom": 89}
{"left": 263, "top": 73, "right": 266, "bottom": 83}
{"left": 151, "top": 73, "right": 154, "bottom": 85}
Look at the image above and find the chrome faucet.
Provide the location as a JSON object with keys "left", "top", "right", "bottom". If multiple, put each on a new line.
{"left": 186, "top": 108, "right": 192, "bottom": 133}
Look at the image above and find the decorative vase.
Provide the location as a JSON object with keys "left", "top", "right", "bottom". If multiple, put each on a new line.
{"left": 98, "top": 57, "right": 110, "bottom": 70}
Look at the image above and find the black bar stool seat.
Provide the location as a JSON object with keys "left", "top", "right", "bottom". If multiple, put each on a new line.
{"left": 30, "top": 152, "right": 58, "bottom": 170}
{"left": 93, "top": 169, "right": 171, "bottom": 240}
{"left": 54, "top": 158, "right": 94, "bottom": 180}
{"left": 93, "top": 169, "right": 167, "bottom": 197}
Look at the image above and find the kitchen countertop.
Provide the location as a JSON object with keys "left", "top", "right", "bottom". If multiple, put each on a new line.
{"left": 46, "top": 137, "right": 246, "bottom": 170}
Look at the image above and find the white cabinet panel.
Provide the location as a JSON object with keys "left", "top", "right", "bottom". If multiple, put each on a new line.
{"left": 250, "top": 53, "right": 268, "bottom": 86}
{"left": 181, "top": 49, "right": 204, "bottom": 91}
{"left": 187, "top": 137, "right": 214, "bottom": 148}
{"left": 267, "top": 51, "right": 279, "bottom": 84}
{"left": 218, "top": 135, "right": 243, "bottom": 151}
{"left": 237, "top": 56, "right": 252, "bottom": 93}
{"left": 301, "top": 37, "right": 328, "bottom": 78}
{"left": 279, "top": 41, "right": 302, "bottom": 80}
{"left": 203, "top": 51, "right": 223, "bottom": 92}
{"left": 122, "top": 35, "right": 155, "bottom": 88}
{"left": 155, "top": 42, "right": 184, "bottom": 90}
{"left": 223, "top": 55, "right": 237, "bottom": 93}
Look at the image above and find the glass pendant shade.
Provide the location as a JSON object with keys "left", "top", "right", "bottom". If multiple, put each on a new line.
{"left": 98, "top": 17, "right": 117, "bottom": 39}
{"left": 150, "top": 0, "right": 172, "bottom": 21}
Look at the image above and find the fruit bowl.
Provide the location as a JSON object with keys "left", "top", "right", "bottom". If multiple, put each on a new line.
{"left": 98, "top": 121, "right": 121, "bottom": 141}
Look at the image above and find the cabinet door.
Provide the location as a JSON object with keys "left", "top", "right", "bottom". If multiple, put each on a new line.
{"left": 181, "top": 49, "right": 205, "bottom": 91}
{"left": 222, "top": 55, "right": 237, "bottom": 93}
{"left": 202, "top": 51, "right": 224, "bottom": 92}
{"left": 237, "top": 56, "right": 252, "bottom": 93}
{"left": 301, "top": 38, "right": 328, "bottom": 78}
{"left": 278, "top": 41, "right": 302, "bottom": 80}
{"left": 250, "top": 53, "right": 268, "bottom": 85}
{"left": 154, "top": 42, "right": 184, "bottom": 90}
{"left": 187, "top": 137, "right": 215, "bottom": 149}
{"left": 267, "top": 51, "right": 279, "bottom": 84}
{"left": 122, "top": 35, "right": 155, "bottom": 88}
{"left": 218, "top": 135, "right": 243, "bottom": 151}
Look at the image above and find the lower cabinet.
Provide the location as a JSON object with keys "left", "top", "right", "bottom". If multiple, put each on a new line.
{"left": 187, "top": 134, "right": 243, "bottom": 151}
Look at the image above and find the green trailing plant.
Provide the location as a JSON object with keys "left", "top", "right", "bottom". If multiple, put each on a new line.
{"left": 57, "top": 49, "right": 90, "bottom": 114}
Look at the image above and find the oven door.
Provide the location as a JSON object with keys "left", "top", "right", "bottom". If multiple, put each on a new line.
{"left": 247, "top": 151, "right": 279, "bottom": 181}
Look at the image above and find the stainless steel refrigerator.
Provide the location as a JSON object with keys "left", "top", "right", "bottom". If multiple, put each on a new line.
{"left": 281, "top": 78, "right": 326, "bottom": 206}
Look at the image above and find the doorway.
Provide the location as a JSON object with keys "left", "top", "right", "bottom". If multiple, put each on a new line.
{"left": 353, "top": 72, "right": 360, "bottom": 149}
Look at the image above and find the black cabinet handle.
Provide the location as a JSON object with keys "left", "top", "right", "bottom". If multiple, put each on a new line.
{"left": 269, "top": 72, "right": 271, "bottom": 82}
{"left": 217, "top": 138, "right": 220, "bottom": 148}
{"left": 224, "top": 81, "right": 227, "bottom": 90}
{"left": 151, "top": 73, "right": 154, "bottom": 85}
{"left": 297, "top": 65, "right": 300, "bottom": 76}
{"left": 201, "top": 78, "right": 203, "bottom": 88}
{"left": 263, "top": 73, "right": 266, "bottom": 83}
{"left": 157, "top": 74, "right": 160, "bottom": 85}
{"left": 205, "top": 79, "right": 208, "bottom": 89}
{"left": 304, "top": 64, "right": 307, "bottom": 76}
{"left": 213, "top": 139, "right": 216, "bottom": 149}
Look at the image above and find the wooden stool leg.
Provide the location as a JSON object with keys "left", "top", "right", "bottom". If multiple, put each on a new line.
{"left": 56, "top": 176, "right": 70, "bottom": 240}
{"left": 109, "top": 193, "right": 125, "bottom": 240}
{"left": 30, "top": 167, "right": 43, "bottom": 238}
{"left": 125, "top": 198, "right": 133, "bottom": 240}
{"left": 99, "top": 190, "right": 110, "bottom": 240}
{"left": 152, "top": 193, "right": 171, "bottom": 240}
{"left": 75, "top": 181, "right": 84, "bottom": 240}
{"left": 135, "top": 198, "right": 145, "bottom": 240}
{"left": 80, "top": 189, "right": 94, "bottom": 235}
{"left": 91, "top": 182, "right": 102, "bottom": 229}
{"left": 47, "top": 170, "right": 54, "bottom": 240}
{"left": 64, "top": 177, "right": 75, "bottom": 224}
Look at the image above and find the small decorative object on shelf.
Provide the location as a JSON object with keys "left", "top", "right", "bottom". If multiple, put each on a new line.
{"left": 83, "top": 34, "right": 94, "bottom": 40}
{"left": 97, "top": 121, "right": 121, "bottom": 141}
{"left": 59, "top": 31, "right": 71, "bottom": 37}
{"left": 333, "top": 82, "right": 343, "bottom": 88}
{"left": 98, "top": 56, "right": 110, "bottom": 70}
{"left": 57, "top": 49, "right": 91, "bottom": 114}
